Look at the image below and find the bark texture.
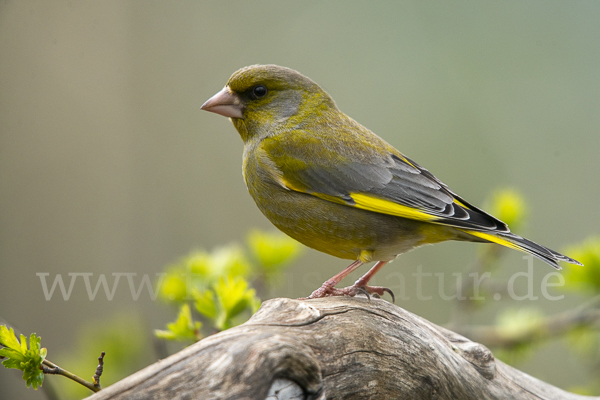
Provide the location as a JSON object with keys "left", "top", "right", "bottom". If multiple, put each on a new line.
{"left": 85, "top": 297, "right": 599, "bottom": 400}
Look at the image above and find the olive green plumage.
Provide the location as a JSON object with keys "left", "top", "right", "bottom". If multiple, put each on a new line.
{"left": 201, "top": 64, "right": 581, "bottom": 281}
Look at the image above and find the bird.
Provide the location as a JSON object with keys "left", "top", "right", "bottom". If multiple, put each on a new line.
{"left": 201, "top": 64, "right": 582, "bottom": 300}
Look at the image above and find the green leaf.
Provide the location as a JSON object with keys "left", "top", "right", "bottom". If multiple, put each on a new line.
{"left": 0, "top": 325, "right": 23, "bottom": 352}
{"left": 157, "top": 230, "right": 291, "bottom": 335}
{"left": 0, "top": 348, "right": 26, "bottom": 365}
{"left": 247, "top": 230, "right": 302, "bottom": 276}
{"left": 496, "top": 307, "right": 544, "bottom": 338}
{"left": 193, "top": 289, "right": 218, "bottom": 320}
{"left": 158, "top": 267, "right": 189, "bottom": 303}
{"left": 159, "top": 245, "right": 254, "bottom": 307}
{"left": 186, "top": 251, "right": 212, "bottom": 278}
{"left": 205, "top": 245, "right": 252, "bottom": 280}
{"left": 155, "top": 304, "right": 201, "bottom": 342}
{"left": 185, "top": 246, "right": 252, "bottom": 283}
{"left": 0, "top": 350, "right": 24, "bottom": 369}
{"left": 213, "top": 276, "right": 260, "bottom": 330}
{"left": 562, "top": 236, "right": 600, "bottom": 293}
{"left": 485, "top": 188, "right": 527, "bottom": 231}
{"left": 0, "top": 326, "right": 46, "bottom": 390}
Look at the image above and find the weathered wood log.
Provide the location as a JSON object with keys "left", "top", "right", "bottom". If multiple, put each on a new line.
{"left": 85, "top": 297, "right": 599, "bottom": 400}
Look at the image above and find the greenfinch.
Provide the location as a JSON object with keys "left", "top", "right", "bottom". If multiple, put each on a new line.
{"left": 201, "top": 64, "right": 581, "bottom": 299}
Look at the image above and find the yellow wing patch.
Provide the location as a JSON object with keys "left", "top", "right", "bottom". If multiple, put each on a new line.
{"left": 281, "top": 178, "right": 351, "bottom": 206}
{"left": 453, "top": 198, "right": 469, "bottom": 208}
{"left": 462, "top": 230, "right": 523, "bottom": 252}
{"left": 281, "top": 178, "right": 441, "bottom": 222}
{"left": 280, "top": 177, "right": 304, "bottom": 192}
{"left": 350, "top": 193, "right": 439, "bottom": 222}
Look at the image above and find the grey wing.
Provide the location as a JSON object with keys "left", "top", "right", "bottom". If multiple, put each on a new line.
{"left": 288, "top": 152, "right": 510, "bottom": 232}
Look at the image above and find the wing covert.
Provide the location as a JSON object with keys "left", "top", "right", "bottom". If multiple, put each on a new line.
{"left": 262, "top": 131, "right": 509, "bottom": 233}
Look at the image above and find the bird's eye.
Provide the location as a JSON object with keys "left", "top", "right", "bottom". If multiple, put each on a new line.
{"left": 251, "top": 85, "right": 268, "bottom": 99}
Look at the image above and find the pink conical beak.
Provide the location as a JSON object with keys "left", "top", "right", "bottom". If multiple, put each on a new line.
{"left": 201, "top": 87, "right": 244, "bottom": 119}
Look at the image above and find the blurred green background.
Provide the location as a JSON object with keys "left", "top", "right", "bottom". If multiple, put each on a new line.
{"left": 1, "top": 1, "right": 599, "bottom": 398}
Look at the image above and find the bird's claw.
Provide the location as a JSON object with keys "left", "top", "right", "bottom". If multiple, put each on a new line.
{"left": 302, "top": 283, "right": 395, "bottom": 303}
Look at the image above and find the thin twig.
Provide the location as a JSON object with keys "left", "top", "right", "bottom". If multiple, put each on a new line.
{"left": 93, "top": 351, "right": 105, "bottom": 389}
{"left": 454, "top": 295, "right": 600, "bottom": 348}
{"left": 41, "top": 359, "right": 102, "bottom": 393}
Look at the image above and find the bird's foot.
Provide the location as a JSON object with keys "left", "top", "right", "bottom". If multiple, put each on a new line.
{"left": 302, "top": 282, "right": 395, "bottom": 303}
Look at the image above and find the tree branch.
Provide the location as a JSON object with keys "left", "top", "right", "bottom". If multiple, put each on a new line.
{"left": 84, "top": 297, "right": 599, "bottom": 400}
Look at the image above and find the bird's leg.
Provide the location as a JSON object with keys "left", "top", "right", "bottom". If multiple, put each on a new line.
{"left": 304, "top": 260, "right": 363, "bottom": 299}
{"left": 352, "top": 260, "right": 388, "bottom": 287}
{"left": 304, "top": 260, "right": 394, "bottom": 302}
{"left": 350, "top": 261, "right": 395, "bottom": 302}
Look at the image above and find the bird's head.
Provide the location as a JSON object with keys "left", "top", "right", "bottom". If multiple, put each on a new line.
{"left": 201, "top": 65, "right": 337, "bottom": 142}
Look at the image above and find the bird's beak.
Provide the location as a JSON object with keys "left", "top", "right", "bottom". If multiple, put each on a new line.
{"left": 201, "top": 87, "right": 244, "bottom": 119}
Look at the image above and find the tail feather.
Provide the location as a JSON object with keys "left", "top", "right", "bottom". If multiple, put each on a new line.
{"left": 462, "top": 230, "right": 582, "bottom": 270}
